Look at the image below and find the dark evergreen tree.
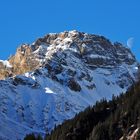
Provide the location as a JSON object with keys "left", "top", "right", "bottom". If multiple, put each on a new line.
{"left": 24, "top": 133, "right": 43, "bottom": 140}
{"left": 24, "top": 134, "right": 36, "bottom": 140}
{"left": 136, "top": 128, "right": 140, "bottom": 140}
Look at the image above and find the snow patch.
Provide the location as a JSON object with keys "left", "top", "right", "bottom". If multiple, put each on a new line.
{"left": 0, "top": 60, "right": 12, "bottom": 68}
{"left": 45, "top": 87, "right": 54, "bottom": 94}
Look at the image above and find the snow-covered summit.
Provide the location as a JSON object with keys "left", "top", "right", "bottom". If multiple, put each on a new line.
{"left": 1, "top": 30, "right": 136, "bottom": 80}
{"left": 0, "top": 31, "right": 139, "bottom": 140}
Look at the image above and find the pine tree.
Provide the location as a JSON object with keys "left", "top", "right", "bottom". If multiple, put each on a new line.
{"left": 136, "top": 128, "right": 140, "bottom": 140}
{"left": 24, "top": 133, "right": 36, "bottom": 140}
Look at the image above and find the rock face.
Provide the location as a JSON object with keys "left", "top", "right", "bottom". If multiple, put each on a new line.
{"left": 9, "top": 44, "right": 40, "bottom": 76}
{"left": 0, "top": 30, "right": 139, "bottom": 140}
{"left": 0, "top": 60, "right": 13, "bottom": 79}
{"left": 0, "top": 30, "right": 136, "bottom": 80}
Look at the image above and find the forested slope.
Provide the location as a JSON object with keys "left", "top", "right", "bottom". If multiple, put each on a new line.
{"left": 44, "top": 80, "right": 140, "bottom": 140}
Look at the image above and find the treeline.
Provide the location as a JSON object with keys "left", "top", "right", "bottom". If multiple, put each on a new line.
{"left": 24, "top": 81, "right": 140, "bottom": 140}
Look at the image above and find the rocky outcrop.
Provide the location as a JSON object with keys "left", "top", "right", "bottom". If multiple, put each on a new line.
{"left": 0, "top": 61, "right": 13, "bottom": 79}
{"left": 68, "top": 78, "right": 81, "bottom": 91}
{"left": 9, "top": 44, "right": 40, "bottom": 74}
{"left": 0, "top": 44, "right": 40, "bottom": 79}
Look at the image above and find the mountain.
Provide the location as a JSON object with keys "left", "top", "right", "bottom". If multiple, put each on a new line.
{"left": 0, "top": 30, "right": 139, "bottom": 140}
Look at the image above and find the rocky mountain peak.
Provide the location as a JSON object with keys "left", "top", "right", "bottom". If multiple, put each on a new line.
{"left": 0, "top": 31, "right": 138, "bottom": 80}
{"left": 0, "top": 31, "right": 139, "bottom": 140}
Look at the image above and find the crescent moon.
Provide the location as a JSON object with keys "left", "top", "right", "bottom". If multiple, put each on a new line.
{"left": 127, "top": 37, "right": 134, "bottom": 48}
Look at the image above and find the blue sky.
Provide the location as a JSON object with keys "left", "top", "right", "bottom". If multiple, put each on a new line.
{"left": 0, "top": 0, "right": 140, "bottom": 61}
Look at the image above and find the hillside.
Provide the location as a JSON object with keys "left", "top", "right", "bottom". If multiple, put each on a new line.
{"left": 36, "top": 80, "right": 140, "bottom": 140}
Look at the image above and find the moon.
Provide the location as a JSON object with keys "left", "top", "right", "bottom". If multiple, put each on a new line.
{"left": 127, "top": 37, "right": 134, "bottom": 48}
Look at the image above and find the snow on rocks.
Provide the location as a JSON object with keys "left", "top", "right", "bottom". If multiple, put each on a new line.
{"left": 0, "top": 60, "right": 12, "bottom": 68}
